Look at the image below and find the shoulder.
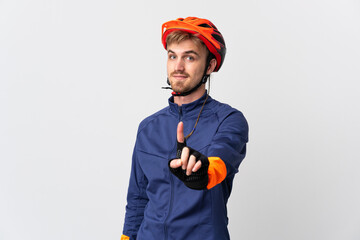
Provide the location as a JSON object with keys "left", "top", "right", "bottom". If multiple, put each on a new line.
{"left": 137, "top": 106, "right": 170, "bottom": 134}
{"left": 210, "top": 98, "right": 247, "bottom": 123}
{"left": 210, "top": 98, "right": 249, "bottom": 141}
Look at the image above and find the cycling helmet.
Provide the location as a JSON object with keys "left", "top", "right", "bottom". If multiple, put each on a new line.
{"left": 161, "top": 17, "right": 226, "bottom": 72}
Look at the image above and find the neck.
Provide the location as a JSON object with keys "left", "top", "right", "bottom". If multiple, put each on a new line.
{"left": 174, "top": 86, "right": 206, "bottom": 106}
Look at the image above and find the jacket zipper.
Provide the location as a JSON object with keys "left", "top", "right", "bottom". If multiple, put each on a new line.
{"left": 164, "top": 106, "right": 183, "bottom": 240}
{"left": 179, "top": 106, "right": 183, "bottom": 121}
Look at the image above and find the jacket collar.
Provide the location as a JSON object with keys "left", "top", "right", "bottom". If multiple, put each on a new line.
{"left": 168, "top": 91, "right": 213, "bottom": 119}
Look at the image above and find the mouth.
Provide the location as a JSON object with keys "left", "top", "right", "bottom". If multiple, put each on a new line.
{"left": 171, "top": 74, "right": 188, "bottom": 80}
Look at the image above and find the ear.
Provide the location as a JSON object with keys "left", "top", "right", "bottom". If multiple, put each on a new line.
{"left": 206, "top": 58, "right": 217, "bottom": 75}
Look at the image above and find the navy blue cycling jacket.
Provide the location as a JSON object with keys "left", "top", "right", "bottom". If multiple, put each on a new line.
{"left": 122, "top": 93, "right": 248, "bottom": 240}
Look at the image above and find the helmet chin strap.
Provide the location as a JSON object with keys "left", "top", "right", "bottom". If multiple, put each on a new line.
{"left": 165, "top": 74, "right": 209, "bottom": 96}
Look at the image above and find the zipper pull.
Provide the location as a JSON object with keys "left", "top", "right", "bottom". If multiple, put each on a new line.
{"left": 178, "top": 107, "right": 183, "bottom": 121}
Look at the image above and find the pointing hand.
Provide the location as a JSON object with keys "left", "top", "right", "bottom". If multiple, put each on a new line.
{"left": 169, "top": 122, "right": 202, "bottom": 175}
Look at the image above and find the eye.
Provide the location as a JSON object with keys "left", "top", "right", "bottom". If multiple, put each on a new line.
{"left": 168, "top": 55, "right": 176, "bottom": 60}
{"left": 186, "top": 56, "right": 195, "bottom": 61}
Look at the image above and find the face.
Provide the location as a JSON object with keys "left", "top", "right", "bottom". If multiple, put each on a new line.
{"left": 167, "top": 39, "right": 208, "bottom": 94}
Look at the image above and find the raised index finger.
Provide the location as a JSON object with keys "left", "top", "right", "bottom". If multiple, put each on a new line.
{"left": 177, "top": 121, "right": 185, "bottom": 143}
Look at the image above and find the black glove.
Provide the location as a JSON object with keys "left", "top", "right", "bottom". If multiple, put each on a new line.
{"left": 169, "top": 140, "right": 209, "bottom": 190}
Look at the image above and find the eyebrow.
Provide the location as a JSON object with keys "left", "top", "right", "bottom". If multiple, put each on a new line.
{"left": 168, "top": 49, "right": 200, "bottom": 56}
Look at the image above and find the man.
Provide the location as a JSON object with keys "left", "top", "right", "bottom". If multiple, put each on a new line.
{"left": 121, "top": 17, "right": 248, "bottom": 240}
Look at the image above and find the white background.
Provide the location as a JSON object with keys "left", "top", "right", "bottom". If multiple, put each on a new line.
{"left": 1, "top": 0, "right": 359, "bottom": 239}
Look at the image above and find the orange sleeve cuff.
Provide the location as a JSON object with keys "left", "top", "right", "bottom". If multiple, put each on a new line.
{"left": 207, "top": 157, "right": 227, "bottom": 189}
{"left": 121, "top": 235, "right": 130, "bottom": 240}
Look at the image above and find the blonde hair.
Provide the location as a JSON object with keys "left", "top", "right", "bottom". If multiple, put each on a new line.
{"left": 166, "top": 30, "right": 209, "bottom": 55}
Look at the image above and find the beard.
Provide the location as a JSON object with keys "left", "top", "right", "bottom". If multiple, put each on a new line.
{"left": 170, "top": 81, "right": 190, "bottom": 93}
{"left": 169, "top": 71, "right": 194, "bottom": 93}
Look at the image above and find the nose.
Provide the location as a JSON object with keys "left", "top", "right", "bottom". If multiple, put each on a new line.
{"left": 174, "top": 58, "right": 185, "bottom": 72}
